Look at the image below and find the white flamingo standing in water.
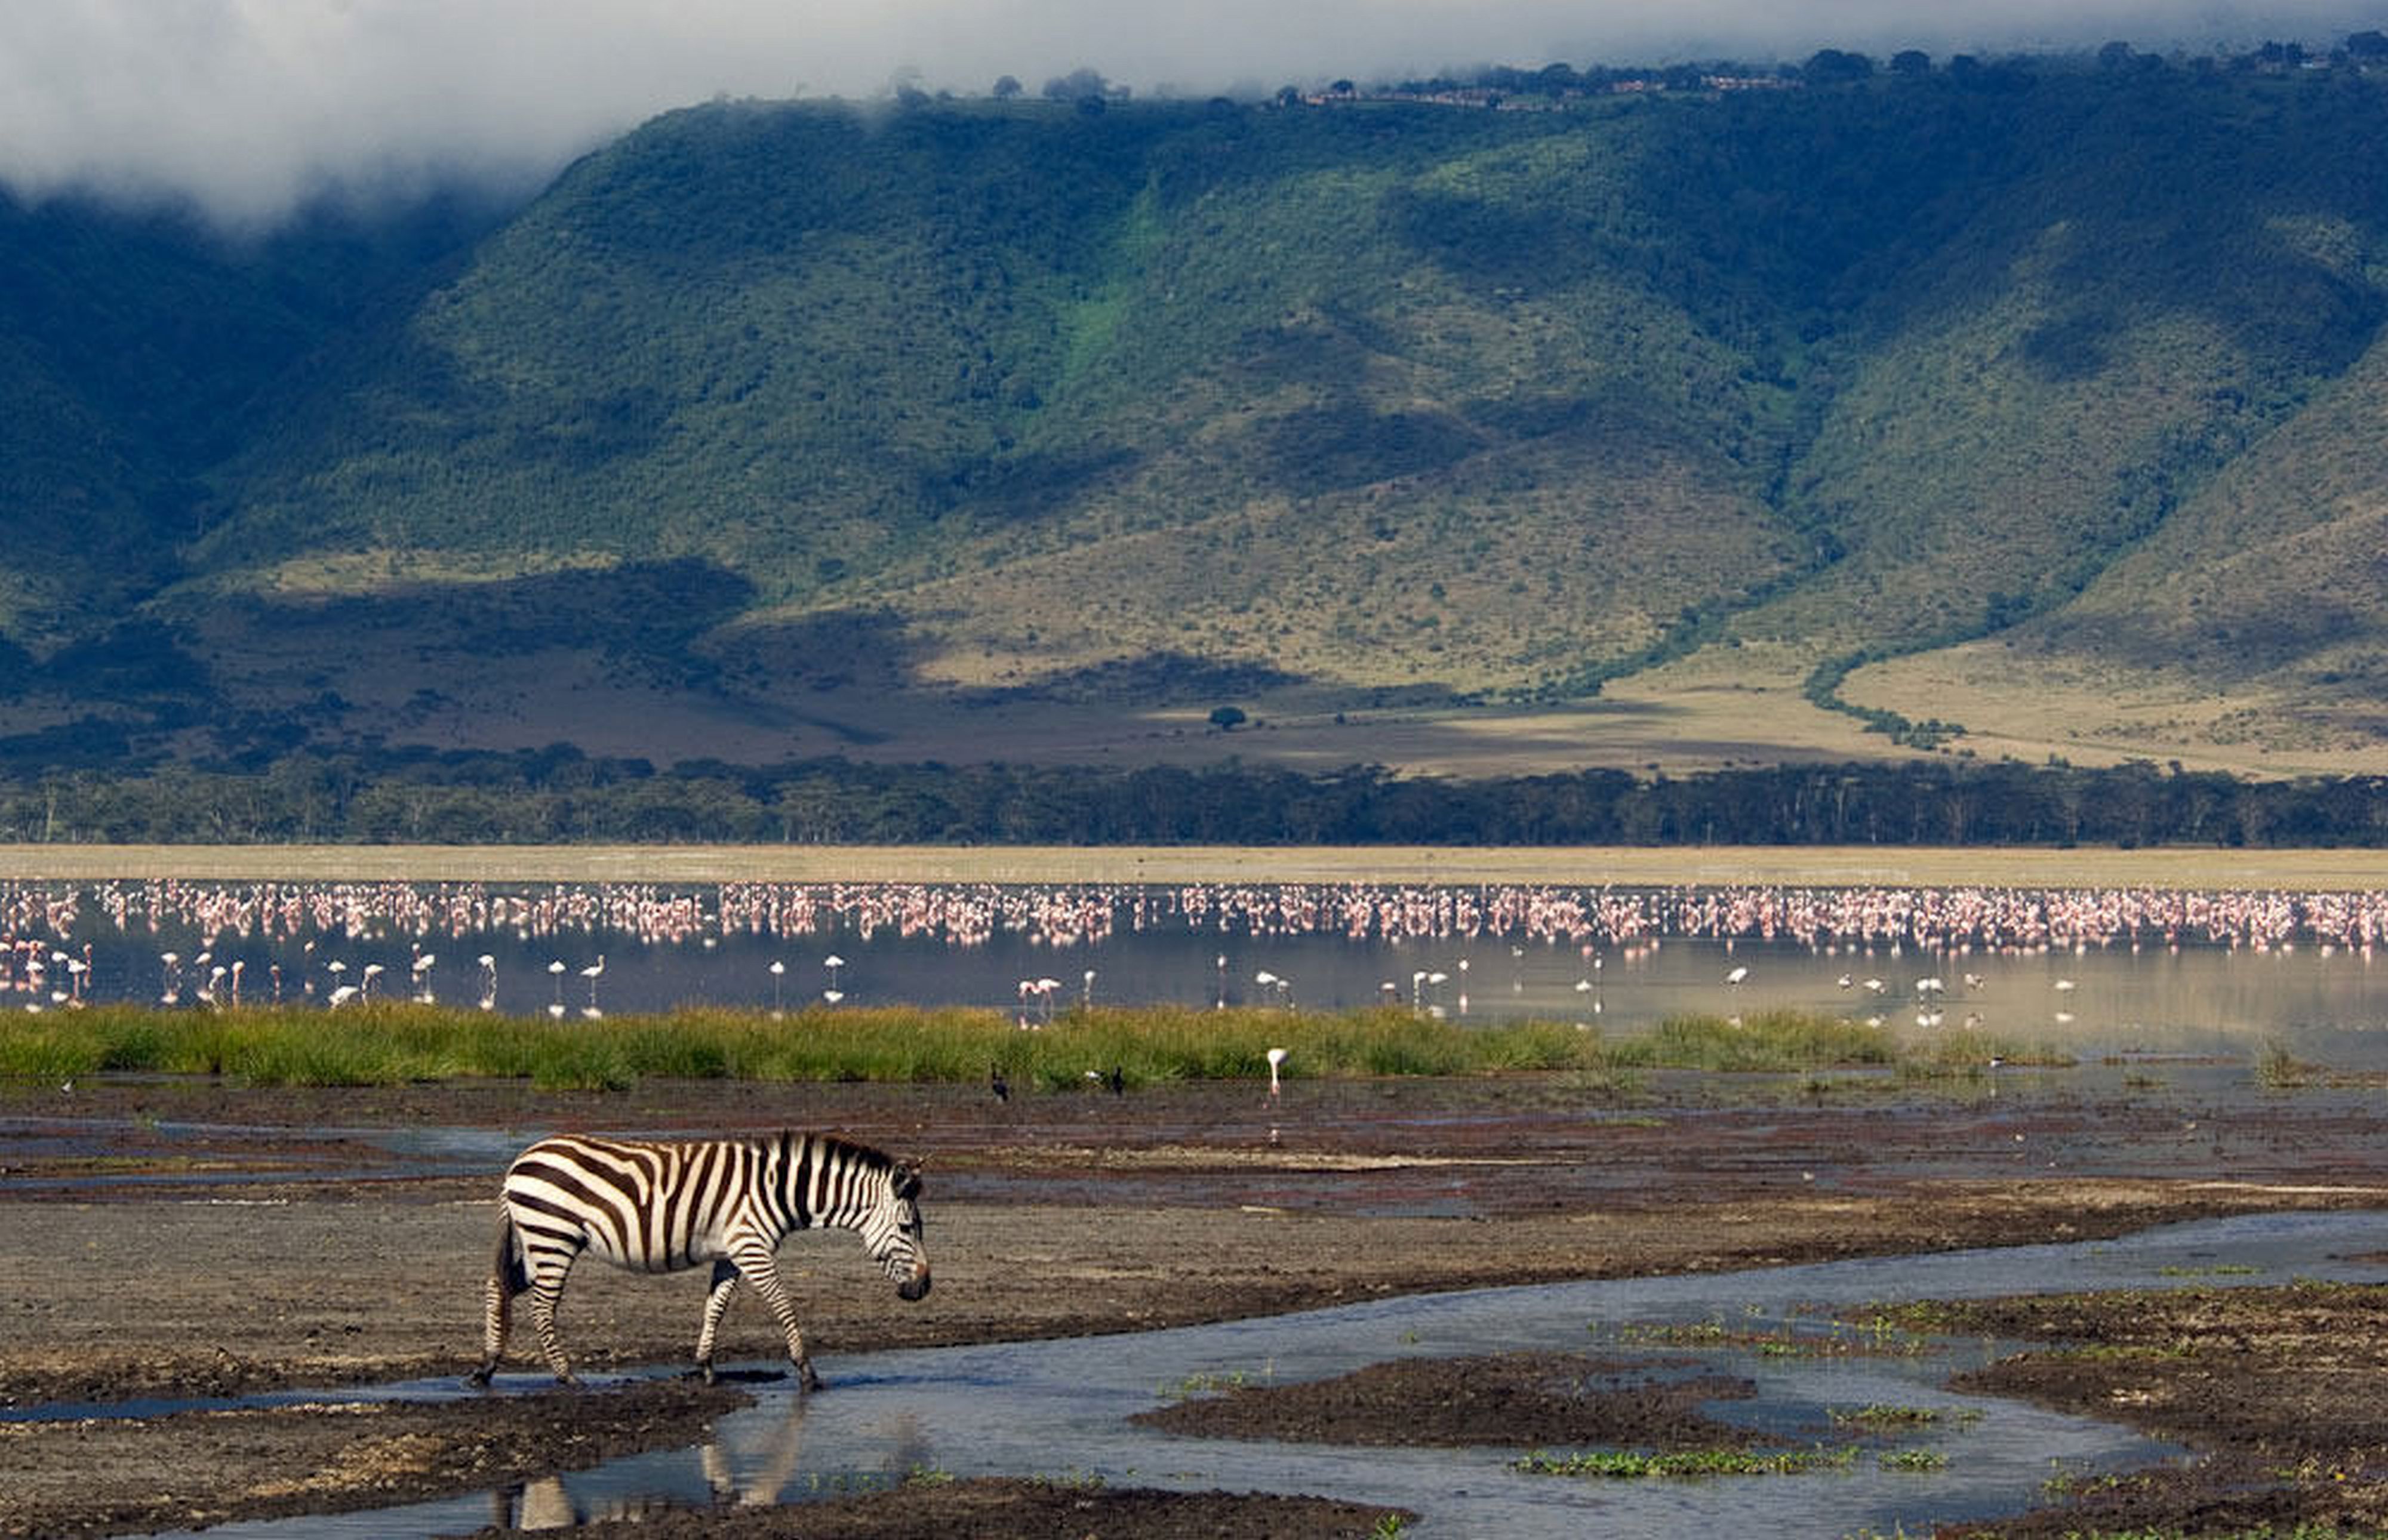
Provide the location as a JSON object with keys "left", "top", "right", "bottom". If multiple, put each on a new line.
{"left": 1265, "top": 1046, "right": 1287, "bottom": 1101}
{"left": 580, "top": 955, "right": 605, "bottom": 1017}
{"left": 546, "top": 960, "right": 567, "bottom": 1019}
{"left": 477, "top": 954, "right": 497, "bottom": 1012}
{"left": 823, "top": 954, "right": 845, "bottom": 1005}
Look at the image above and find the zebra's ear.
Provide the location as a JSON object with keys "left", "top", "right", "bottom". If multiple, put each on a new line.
{"left": 893, "top": 1158, "right": 925, "bottom": 1199}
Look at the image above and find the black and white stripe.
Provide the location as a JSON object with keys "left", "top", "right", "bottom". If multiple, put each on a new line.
{"left": 468, "top": 1131, "right": 930, "bottom": 1390}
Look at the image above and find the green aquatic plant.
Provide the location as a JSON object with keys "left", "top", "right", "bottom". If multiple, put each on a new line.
{"left": 1515, "top": 1444, "right": 1859, "bottom": 1478}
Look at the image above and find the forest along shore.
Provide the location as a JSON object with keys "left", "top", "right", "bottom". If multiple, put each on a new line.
{"left": 3, "top": 841, "right": 2385, "bottom": 888}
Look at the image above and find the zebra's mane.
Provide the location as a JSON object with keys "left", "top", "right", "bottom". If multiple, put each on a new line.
{"left": 791, "top": 1131, "right": 921, "bottom": 1194}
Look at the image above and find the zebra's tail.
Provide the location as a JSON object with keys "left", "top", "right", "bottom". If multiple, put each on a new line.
{"left": 491, "top": 1205, "right": 530, "bottom": 1296}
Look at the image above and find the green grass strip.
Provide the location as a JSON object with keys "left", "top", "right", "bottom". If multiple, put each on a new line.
{"left": 0, "top": 1002, "right": 2056, "bottom": 1092}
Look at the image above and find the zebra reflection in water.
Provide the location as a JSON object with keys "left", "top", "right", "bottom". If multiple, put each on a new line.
{"left": 488, "top": 1399, "right": 937, "bottom": 1529}
{"left": 469, "top": 1131, "right": 930, "bottom": 1391}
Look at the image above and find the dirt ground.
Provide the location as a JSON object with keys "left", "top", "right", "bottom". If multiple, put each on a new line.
{"left": 3, "top": 1068, "right": 2386, "bottom": 1538}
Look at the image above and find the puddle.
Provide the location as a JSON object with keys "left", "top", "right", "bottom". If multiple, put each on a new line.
{"left": 0, "top": 1115, "right": 530, "bottom": 1193}
{"left": 75, "top": 1209, "right": 2388, "bottom": 1539}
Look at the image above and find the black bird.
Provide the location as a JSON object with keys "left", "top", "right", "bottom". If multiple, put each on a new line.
{"left": 990, "top": 1064, "right": 1010, "bottom": 1103}
{"left": 1106, "top": 1065, "right": 1125, "bottom": 1097}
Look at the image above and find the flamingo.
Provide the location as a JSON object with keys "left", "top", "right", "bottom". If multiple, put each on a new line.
{"left": 1265, "top": 1046, "right": 1287, "bottom": 1099}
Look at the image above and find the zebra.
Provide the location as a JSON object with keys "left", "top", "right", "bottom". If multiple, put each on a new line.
{"left": 466, "top": 1131, "right": 930, "bottom": 1391}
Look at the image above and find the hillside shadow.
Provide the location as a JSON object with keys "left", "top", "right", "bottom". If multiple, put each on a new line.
{"left": 232, "top": 558, "right": 756, "bottom": 664}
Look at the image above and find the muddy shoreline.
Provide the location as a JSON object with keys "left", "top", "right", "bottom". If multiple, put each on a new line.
{"left": 4, "top": 1071, "right": 2385, "bottom": 1537}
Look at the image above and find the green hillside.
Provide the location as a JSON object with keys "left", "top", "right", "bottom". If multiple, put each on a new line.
{"left": 4, "top": 51, "right": 2385, "bottom": 780}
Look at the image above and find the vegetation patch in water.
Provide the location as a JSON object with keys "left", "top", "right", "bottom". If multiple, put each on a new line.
{"left": 1514, "top": 1444, "right": 1860, "bottom": 1477}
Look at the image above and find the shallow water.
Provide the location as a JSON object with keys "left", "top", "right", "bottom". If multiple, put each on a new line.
{"left": 91, "top": 1209, "right": 2388, "bottom": 1539}
{"left": 7, "top": 879, "right": 2384, "bottom": 1067}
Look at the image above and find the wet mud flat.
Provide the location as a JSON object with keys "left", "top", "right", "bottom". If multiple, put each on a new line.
{"left": 3, "top": 1070, "right": 2386, "bottom": 1537}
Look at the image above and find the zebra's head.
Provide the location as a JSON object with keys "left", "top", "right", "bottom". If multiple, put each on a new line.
{"left": 876, "top": 1156, "right": 932, "bottom": 1302}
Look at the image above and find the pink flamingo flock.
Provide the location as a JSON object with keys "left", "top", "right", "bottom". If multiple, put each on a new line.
{"left": 1, "top": 878, "right": 2381, "bottom": 1012}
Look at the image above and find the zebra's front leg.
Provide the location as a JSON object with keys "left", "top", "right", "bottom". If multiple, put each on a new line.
{"left": 731, "top": 1240, "right": 821, "bottom": 1392}
{"left": 693, "top": 1259, "right": 742, "bottom": 1384}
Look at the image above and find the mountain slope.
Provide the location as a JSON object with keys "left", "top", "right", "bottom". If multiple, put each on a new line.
{"left": 4, "top": 57, "right": 2386, "bottom": 777}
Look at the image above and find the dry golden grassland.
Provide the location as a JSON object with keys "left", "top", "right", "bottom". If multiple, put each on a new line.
{"left": 1845, "top": 643, "right": 2387, "bottom": 779}
{"left": 2, "top": 843, "right": 2381, "bottom": 889}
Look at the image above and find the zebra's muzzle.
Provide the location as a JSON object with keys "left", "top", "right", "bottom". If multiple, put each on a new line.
{"left": 897, "top": 1268, "right": 932, "bottom": 1302}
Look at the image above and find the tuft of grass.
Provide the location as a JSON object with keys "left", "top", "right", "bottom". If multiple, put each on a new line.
{"left": 1614, "top": 1010, "right": 1898, "bottom": 1072}
{"left": 1515, "top": 1444, "right": 1858, "bottom": 1478}
{"left": 1898, "top": 1027, "right": 2074, "bottom": 1077}
{"left": 1605, "top": 1313, "right": 1938, "bottom": 1359}
{"left": 1156, "top": 1369, "right": 1255, "bottom": 1400}
{"left": 1827, "top": 1403, "right": 1972, "bottom": 1431}
{"left": 2254, "top": 1037, "right": 2312, "bottom": 1089}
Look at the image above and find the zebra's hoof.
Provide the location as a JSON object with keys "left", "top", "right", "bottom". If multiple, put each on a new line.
{"left": 463, "top": 1367, "right": 493, "bottom": 1390}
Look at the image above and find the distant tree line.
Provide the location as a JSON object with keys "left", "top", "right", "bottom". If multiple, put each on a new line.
{"left": 1364, "top": 30, "right": 2388, "bottom": 101}
{"left": 0, "top": 751, "right": 2378, "bottom": 848}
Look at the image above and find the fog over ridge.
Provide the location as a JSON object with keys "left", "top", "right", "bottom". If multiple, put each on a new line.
{"left": 1, "top": 0, "right": 2377, "bottom": 228}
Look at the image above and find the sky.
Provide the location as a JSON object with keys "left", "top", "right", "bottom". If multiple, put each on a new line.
{"left": 1, "top": 1, "right": 2374, "bottom": 228}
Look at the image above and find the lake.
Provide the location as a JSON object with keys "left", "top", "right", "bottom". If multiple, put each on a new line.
{"left": 4, "top": 876, "right": 2382, "bottom": 1068}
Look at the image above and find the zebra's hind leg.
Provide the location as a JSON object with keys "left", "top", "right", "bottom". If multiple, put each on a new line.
{"left": 693, "top": 1259, "right": 741, "bottom": 1384}
{"left": 467, "top": 1211, "right": 530, "bottom": 1388}
{"left": 523, "top": 1247, "right": 583, "bottom": 1385}
{"left": 731, "top": 1239, "right": 821, "bottom": 1392}
{"left": 465, "top": 1271, "right": 513, "bottom": 1387}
